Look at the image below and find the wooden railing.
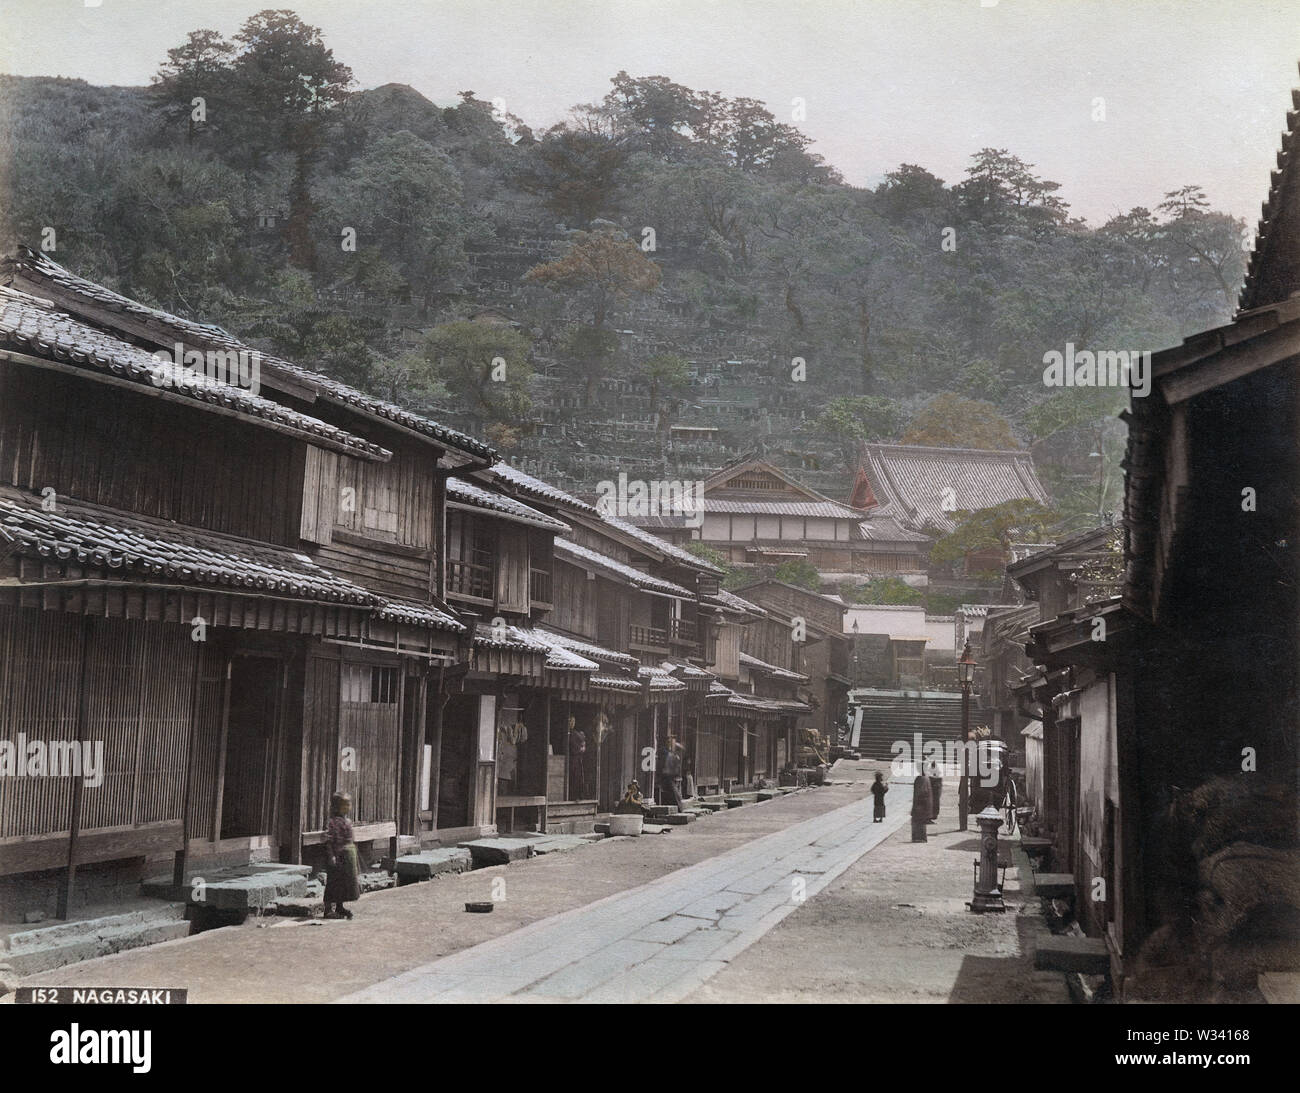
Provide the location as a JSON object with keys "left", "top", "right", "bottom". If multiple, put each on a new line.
{"left": 530, "top": 566, "right": 552, "bottom": 605}
{"left": 448, "top": 557, "right": 492, "bottom": 599}
{"left": 630, "top": 624, "right": 670, "bottom": 649}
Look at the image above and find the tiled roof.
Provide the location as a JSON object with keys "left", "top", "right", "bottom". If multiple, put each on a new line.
{"left": 856, "top": 514, "right": 933, "bottom": 544}
{"left": 638, "top": 666, "right": 688, "bottom": 692}
{"left": 702, "top": 588, "right": 766, "bottom": 616}
{"left": 375, "top": 596, "right": 465, "bottom": 632}
{"left": 0, "top": 488, "right": 375, "bottom": 605}
{"left": 697, "top": 498, "right": 866, "bottom": 519}
{"left": 448, "top": 478, "right": 570, "bottom": 532}
{"left": 860, "top": 443, "right": 1050, "bottom": 535}
{"left": 489, "top": 462, "right": 597, "bottom": 514}
{"left": 1240, "top": 75, "right": 1300, "bottom": 311}
{"left": 2, "top": 248, "right": 494, "bottom": 460}
{"left": 665, "top": 661, "right": 714, "bottom": 680}
{"left": 472, "top": 621, "right": 551, "bottom": 652}
{"left": 554, "top": 540, "right": 695, "bottom": 598}
{"left": 590, "top": 674, "right": 643, "bottom": 693}
{"left": 0, "top": 286, "right": 391, "bottom": 462}
{"left": 738, "top": 651, "right": 810, "bottom": 683}
{"left": 536, "top": 628, "right": 640, "bottom": 670}
{"left": 594, "top": 509, "right": 723, "bottom": 574}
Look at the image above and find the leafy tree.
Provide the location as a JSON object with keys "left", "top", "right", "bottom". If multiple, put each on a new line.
{"left": 875, "top": 164, "right": 949, "bottom": 222}
{"left": 772, "top": 559, "right": 822, "bottom": 591}
{"left": 561, "top": 324, "right": 619, "bottom": 407}
{"left": 810, "top": 395, "right": 906, "bottom": 472}
{"left": 954, "top": 148, "right": 1068, "bottom": 230}
{"left": 842, "top": 577, "right": 924, "bottom": 605}
{"left": 901, "top": 393, "right": 1020, "bottom": 450}
{"left": 639, "top": 352, "right": 690, "bottom": 426}
{"left": 524, "top": 228, "right": 661, "bottom": 328}
{"left": 1156, "top": 185, "right": 1247, "bottom": 313}
{"left": 321, "top": 130, "right": 469, "bottom": 291}
{"left": 415, "top": 321, "right": 532, "bottom": 428}
{"left": 929, "top": 499, "right": 1057, "bottom": 565}
{"left": 517, "top": 126, "right": 630, "bottom": 225}
{"left": 150, "top": 28, "right": 234, "bottom": 143}
{"left": 226, "top": 10, "right": 353, "bottom": 268}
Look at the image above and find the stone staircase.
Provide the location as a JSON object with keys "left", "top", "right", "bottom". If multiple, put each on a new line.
{"left": 850, "top": 690, "right": 979, "bottom": 761}
{"left": 2, "top": 903, "right": 190, "bottom": 977}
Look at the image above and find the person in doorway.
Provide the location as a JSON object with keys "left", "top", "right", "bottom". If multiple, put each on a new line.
{"left": 324, "top": 791, "right": 360, "bottom": 920}
{"left": 567, "top": 722, "right": 586, "bottom": 800}
{"left": 870, "top": 770, "right": 888, "bottom": 822}
{"left": 927, "top": 758, "right": 943, "bottom": 823}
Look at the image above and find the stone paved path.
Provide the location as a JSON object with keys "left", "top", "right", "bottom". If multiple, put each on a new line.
{"left": 338, "top": 787, "right": 912, "bottom": 1003}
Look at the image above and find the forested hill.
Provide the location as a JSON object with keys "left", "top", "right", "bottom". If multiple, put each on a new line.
{"left": 0, "top": 12, "right": 1249, "bottom": 518}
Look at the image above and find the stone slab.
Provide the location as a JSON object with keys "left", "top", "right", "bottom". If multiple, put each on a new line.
{"left": 459, "top": 838, "right": 534, "bottom": 866}
{"left": 661, "top": 813, "right": 694, "bottom": 825}
{"left": 1034, "top": 935, "right": 1110, "bottom": 974}
{"left": 394, "top": 848, "right": 473, "bottom": 883}
{"left": 1033, "top": 873, "right": 1075, "bottom": 898}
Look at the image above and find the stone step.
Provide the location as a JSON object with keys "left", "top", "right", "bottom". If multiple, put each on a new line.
{"left": 1034, "top": 936, "right": 1110, "bottom": 975}
{"left": 528, "top": 834, "right": 592, "bottom": 855}
{"left": 661, "top": 813, "right": 694, "bottom": 825}
{"left": 190, "top": 871, "right": 310, "bottom": 912}
{"left": 359, "top": 871, "right": 395, "bottom": 894}
{"left": 268, "top": 896, "right": 324, "bottom": 918}
{"left": 458, "top": 838, "right": 534, "bottom": 866}
{"left": 395, "top": 848, "right": 473, "bottom": 884}
{"left": 1033, "top": 873, "right": 1075, "bottom": 899}
{"left": 6, "top": 911, "right": 191, "bottom": 976}
{"left": 3, "top": 903, "right": 186, "bottom": 951}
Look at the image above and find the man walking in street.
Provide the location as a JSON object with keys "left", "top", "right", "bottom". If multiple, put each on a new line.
{"left": 927, "top": 758, "right": 943, "bottom": 823}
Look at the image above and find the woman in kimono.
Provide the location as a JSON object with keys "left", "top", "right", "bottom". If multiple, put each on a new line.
{"left": 324, "top": 791, "right": 361, "bottom": 920}
{"left": 870, "top": 771, "right": 888, "bottom": 822}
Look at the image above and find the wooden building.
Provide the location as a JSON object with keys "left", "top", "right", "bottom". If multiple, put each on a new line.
{"left": 0, "top": 250, "right": 498, "bottom": 915}
{"left": 1015, "top": 78, "right": 1300, "bottom": 1000}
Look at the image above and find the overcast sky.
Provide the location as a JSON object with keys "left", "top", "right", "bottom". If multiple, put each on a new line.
{"left": 3, "top": 0, "right": 1298, "bottom": 225}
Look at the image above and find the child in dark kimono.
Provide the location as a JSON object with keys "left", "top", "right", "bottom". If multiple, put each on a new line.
{"left": 324, "top": 791, "right": 360, "bottom": 920}
{"left": 870, "top": 771, "right": 888, "bottom": 822}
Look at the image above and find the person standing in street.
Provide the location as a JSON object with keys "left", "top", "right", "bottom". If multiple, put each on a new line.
{"left": 657, "top": 734, "right": 684, "bottom": 810}
{"left": 870, "top": 771, "right": 888, "bottom": 821}
{"left": 927, "top": 758, "right": 943, "bottom": 823}
{"left": 324, "top": 791, "right": 360, "bottom": 920}
{"left": 958, "top": 731, "right": 973, "bottom": 830}
{"left": 911, "top": 769, "right": 932, "bottom": 842}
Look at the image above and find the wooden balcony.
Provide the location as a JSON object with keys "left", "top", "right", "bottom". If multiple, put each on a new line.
{"left": 630, "top": 624, "right": 670, "bottom": 651}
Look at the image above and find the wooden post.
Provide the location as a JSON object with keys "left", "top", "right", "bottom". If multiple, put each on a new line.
{"left": 390, "top": 666, "right": 407, "bottom": 864}
{"left": 58, "top": 615, "right": 93, "bottom": 921}
{"left": 173, "top": 638, "right": 204, "bottom": 887}
{"left": 211, "top": 657, "right": 233, "bottom": 843}
{"left": 428, "top": 668, "right": 445, "bottom": 834}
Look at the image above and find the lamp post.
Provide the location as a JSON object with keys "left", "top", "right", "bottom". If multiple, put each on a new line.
{"left": 957, "top": 640, "right": 975, "bottom": 831}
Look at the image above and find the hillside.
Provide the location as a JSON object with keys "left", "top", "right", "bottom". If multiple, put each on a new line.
{"left": 0, "top": 19, "right": 1248, "bottom": 517}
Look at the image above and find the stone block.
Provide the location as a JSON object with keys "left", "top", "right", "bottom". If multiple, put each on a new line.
{"left": 1034, "top": 936, "right": 1110, "bottom": 974}
{"left": 459, "top": 838, "right": 533, "bottom": 866}
{"left": 394, "top": 848, "right": 473, "bottom": 883}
